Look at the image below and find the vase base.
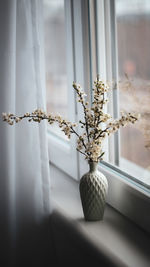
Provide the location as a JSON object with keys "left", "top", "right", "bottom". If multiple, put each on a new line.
{"left": 79, "top": 164, "right": 108, "bottom": 222}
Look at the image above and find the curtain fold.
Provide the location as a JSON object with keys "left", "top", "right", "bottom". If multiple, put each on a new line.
{"left": 0, "top": 0, "right": 51, "bottom": 266}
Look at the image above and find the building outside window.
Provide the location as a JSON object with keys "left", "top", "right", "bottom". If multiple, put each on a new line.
{"left": 44, "top": 0, "right": 68, "bottom": 139}
{"left": 116, "top": 0, "right": 150, "bottom": 188}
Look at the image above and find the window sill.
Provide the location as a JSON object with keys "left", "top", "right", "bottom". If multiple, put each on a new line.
{"left": 50, "top": 163, "right": 150, "bottom": 267}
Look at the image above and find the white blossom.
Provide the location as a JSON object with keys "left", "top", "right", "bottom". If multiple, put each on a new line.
{"left": 2, "top": 75, "right": 139, "bottom": 162}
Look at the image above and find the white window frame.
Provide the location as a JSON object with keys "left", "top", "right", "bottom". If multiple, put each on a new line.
{"left": 47, "top": 0, "right": 93, "bottom": 179}
{"left": 47, "top": 0, "right": 150, "bottom": 233}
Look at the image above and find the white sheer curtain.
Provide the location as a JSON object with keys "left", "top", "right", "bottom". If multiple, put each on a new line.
{"left": 0, "top": 0, "right": 51, "bottom": 266}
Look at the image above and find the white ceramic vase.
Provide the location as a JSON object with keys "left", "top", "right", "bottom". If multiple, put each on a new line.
{"left": 79, "top": 161, "right": 108, "bottom": 221}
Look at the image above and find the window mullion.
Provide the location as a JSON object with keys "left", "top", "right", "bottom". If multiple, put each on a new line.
{"left": 109, "top": 0, "right": 120, "bottom": 166}
{"left": 72, "top": 0, "right": 92, "bottom": 177}
{"left": 104, "top": 0, "right": 120, "bottom": 166}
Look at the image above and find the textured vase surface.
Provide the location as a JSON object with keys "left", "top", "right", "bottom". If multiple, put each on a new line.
{"left": 79, "top": 161, "right": 108, "bottom": 221}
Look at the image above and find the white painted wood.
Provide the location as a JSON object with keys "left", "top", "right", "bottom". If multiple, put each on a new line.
{"left": 98, "top": 162, "right": 150, "bottom": 234}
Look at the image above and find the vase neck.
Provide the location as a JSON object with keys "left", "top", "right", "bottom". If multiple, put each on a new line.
{"left": 89, "top": 161, "right": 98, "bottom": 172}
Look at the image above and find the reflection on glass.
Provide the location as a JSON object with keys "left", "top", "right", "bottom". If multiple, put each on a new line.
{"left": 116, "top": 0, "right": 150, "bottom": 185}
{"left": 43, "top": 0, "right": 68, "bottom": 138}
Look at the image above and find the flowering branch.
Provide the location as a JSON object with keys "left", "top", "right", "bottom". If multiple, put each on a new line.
{"left": 2, "top": 75, "right": 140, "bottom": 163}
{"left": 72, "top": 82, "right": 90, "bottom": 142}
{"left": 2, "top": 110, "right": 77, "bottom": 140}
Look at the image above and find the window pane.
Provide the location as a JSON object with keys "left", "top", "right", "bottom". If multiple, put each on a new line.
{"left": 43, "top": 0, "right": 68, "bottom": 138}
{"left": 116, "top": 0, "right": 150, "bottom": 186}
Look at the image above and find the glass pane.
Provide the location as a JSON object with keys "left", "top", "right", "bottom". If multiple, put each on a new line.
{"left": 43, "top": 0, "right": 68, "bottom": 139}
{"left": 116, "top": 0, "right": 150, "bottom": 186}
